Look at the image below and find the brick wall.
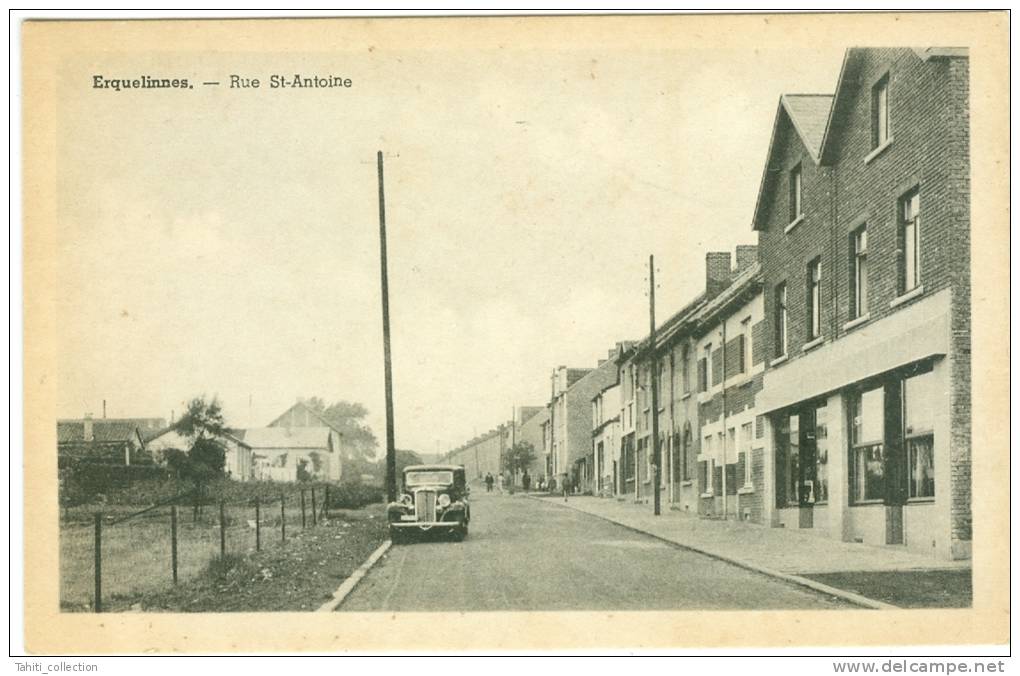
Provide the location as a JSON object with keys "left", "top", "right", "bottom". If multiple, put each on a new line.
{"left": 757, "top": 48, "right": 970, "bottom": 552}
{"left": 698, "top": 373, "right": 764, "bottom": 426}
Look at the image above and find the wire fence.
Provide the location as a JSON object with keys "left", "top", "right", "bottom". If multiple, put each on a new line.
{"left": 61, "top": 484, "right": 338, "bottom": 612}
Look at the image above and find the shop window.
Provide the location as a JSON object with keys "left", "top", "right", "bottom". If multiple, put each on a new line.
{"left": 904, "top": 369, "right": 936, "bottom": 499}
{"left": 777, "top": 413, "right": 800, "bottom": 506}
{"left": 850, "top": 386, "right": 885, "bottom": 503}
{"left": 815, "top": 402, "right": 829, "bottom": 503}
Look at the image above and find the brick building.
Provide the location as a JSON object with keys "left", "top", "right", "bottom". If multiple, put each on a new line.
{"left": 753, "top": 48, "right": 970, "bottom": 560}
{"left": 444, "top": 423, "right": 511, "bottom": 482}
{"left": 616, "top": 248, "right": 764, "bottom": 520}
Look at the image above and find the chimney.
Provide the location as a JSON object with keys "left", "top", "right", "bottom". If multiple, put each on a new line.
{"left": 735, "top": 244, "right": 758, "bottom": 271}
{"left": 83, "top": 414, "right": 94, "bottom": 442}
{"left": 102, "top": 399, "right": 107, "bottom": 419}
{"left": 705, "top": 251, "right": 733, "bottom": 299}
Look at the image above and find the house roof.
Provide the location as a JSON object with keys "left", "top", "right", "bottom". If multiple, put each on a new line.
{"left": 750, "top": 93, "right": 834, "bottom": 231}
{"left": 145, "top": 426, "right": 251, "bottom": 449}
{"left": 237, "top": 426, "right": 335, "bottom": 450}
{"left": 689, "top": 262, "right": 763, "bottom": 333}
{"left": 267, "top": 401, "right": 347, "bottom": 437}
{"left": 57, "top": 418, "right": 166, "bottom": 444}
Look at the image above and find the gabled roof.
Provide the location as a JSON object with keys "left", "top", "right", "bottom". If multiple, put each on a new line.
{"left": 57, "top": 418, "right": 166, "bottom": 444}
{"left": 268, "top": 400, "right": 347, "bottom": 437}
{"left": 145, "top": 426, "right": 250, "bottom": 449}
{"left": 750, "top": 93, "right": 834, "bottom": 231}
{"left": 239, "top": 426, "right": 336, "bottom": 451}
{"left": 817, "top": 47, "right": 968, "bottom": 165}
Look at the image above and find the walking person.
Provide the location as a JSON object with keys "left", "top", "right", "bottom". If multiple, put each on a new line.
{"left": 485, "top": 472, "right": 494, "bottom": 493}
{"left": 497, "top": 472, "right": 505, "bottom": 494}
{"left": 522, "top": 470, "right": 531, "bottom": 493}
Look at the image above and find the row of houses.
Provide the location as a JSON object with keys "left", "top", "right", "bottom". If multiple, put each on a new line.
{"left": 58, "top": 400, "right": 349, "bottom": 482}
{"left": 446, "top": 47, "right": 971, "bottom": 562}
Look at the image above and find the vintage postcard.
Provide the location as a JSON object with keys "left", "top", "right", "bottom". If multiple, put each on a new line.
{"left": 20, "top": 12, "right": 1009, "bottom": 653}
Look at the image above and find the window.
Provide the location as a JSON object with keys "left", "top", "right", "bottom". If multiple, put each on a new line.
{"left": 850, "top": 386, "right": 885, "bottom": 503}
{"left": 777, "top": 413, "right": 800, "bottom": 506}
{"left": 658, "top": 361, "right": 668, "bottom": 404}
{"left": 681, "top": 344, "right": 691, "bottom": 394}
{"left": 807, "top": 258, "right": 822, "bottom": 340}
{"left": 904, "top": 369, "right": 935, "bottom": 499}
{"left": 774, "top": 283, "right": 788, "bottom": 357}
{"left": 872, "top": 75, "right": 890, "bottom": 148}
{"left": 850, "top": 226, "right": 868, "bottom": 318}
{"left": 681, "top": 425, "right": 692, "bottom": 481}
{"left": 741, "top": 317, "right": 752, "bottom": 373}
{"left": 698, "top": 344, "right": 711, "bottom": 392}
{"left": 789, "top": 163, "right": 803, "bottom": 223}
{"left": 814, "top": 402, "right": 829, "bottom": 503}
{"left": 742, "top": 422, "right": 754, "bottom": 486}
{"left": 899, "top": 188, "right": 921, "bottom": 294}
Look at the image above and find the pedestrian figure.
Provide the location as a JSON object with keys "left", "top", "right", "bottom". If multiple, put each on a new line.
{"left": 562, "top": 476, "right": 571, "bottom": 502}
{"left": 522, "top": 470, "right": 531, "bottom": 492}
{"left": 497, "top": 473, "right": 505, "bottom": 494}
{"left": 485, "top": 472, "right": 494, "bottom": 492}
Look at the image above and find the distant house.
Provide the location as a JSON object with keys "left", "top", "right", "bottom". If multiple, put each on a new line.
{"left": 145, "top": 427, "right": 254, "bottom": 482}
{"left": 236, "top": 426, "right": 343, "bottom": 482}
{"left": 57, "top": 416, "right": 165, "bottom": 466}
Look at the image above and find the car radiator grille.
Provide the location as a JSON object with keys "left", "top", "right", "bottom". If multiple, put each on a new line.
{"left": 414, "top": 490, "right": 436, "bottom": 522}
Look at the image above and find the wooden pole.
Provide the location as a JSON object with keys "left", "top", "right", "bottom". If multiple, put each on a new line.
{"left": 170, "top": 505, "right": 178, "bottom": 584}
{"left": 301, "top": 490, "right": 306, "bottom": 528}
{"left": 649, "top": 255, "right": 662, "bottom": 517}
{"left": 280, "top": 493, "right": 286, "bottom": 543}
{"left": 93, "top": 513, "right": 102, "bottom": 613}
{"left": 255, "top": 497, "right": 261, "bottom": 552}
{"left": 311, "top": 487, "right": 317, "bottom": 526}
{"left": 219, "top": 501, "right": 226, "bottom": 557}
{"left": 378, "top": 151, "right": 398, "bottom": 504}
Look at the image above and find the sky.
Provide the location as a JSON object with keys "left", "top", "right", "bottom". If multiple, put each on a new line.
{"left": 54, "top": 29, "right": 845, "bottom": 456}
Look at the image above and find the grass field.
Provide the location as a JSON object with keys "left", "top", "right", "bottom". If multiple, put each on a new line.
{"left": 60, "top": 499, "right": 330, "bottom": 611}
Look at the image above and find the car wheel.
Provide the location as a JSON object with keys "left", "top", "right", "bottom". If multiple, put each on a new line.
{"left": 451, "top": 522, "right": 468, "bottom": 542}
{"left": 390, "top": 527, "right": 405, "bottom": 544}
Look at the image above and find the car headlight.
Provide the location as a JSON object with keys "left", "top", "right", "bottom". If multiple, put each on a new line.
{"left": 400, "top": 494, "right": 413, "bottom": 506}
{"left": 437, "top": 493, "right": 451, "bottom": 508}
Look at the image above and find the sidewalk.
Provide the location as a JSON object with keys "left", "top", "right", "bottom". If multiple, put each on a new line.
{"left": 537, "top": 495, "right": 970, "bottom": 575}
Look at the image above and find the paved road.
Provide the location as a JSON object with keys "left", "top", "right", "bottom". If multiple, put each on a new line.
{"left": 340, "top": 492, "right": 850, "bottom": 611}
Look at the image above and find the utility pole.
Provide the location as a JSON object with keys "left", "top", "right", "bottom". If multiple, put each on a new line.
{"left": 649, "top": 255, "right": 662, "bottom": 516}
{"left": 377, "top": 150, "right": 397, "bottom": 503}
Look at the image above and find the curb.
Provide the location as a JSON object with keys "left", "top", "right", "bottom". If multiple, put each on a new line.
{"left": 316, "top": 540, "right": 392, "bottom": 612}
{"left": 531, "top": 495, "right": 898, "bottom": 610}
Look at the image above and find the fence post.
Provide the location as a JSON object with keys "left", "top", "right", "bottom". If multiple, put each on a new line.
{"left": 280, "top": 494, "right": 286, "bottom": 543}
{"left": 219, "top": 500, "right": 226, "bottom": 557}
{"left": 94, "top": 513, "right": 102, "bottom": 613}
{"left": 170, "top": 505, "right": 179, "bottom": 585}
{"left": 255, "top": 497, "right": 261, "bottom": 552}
{"left": 311, "top": 487, "right": 317, "bottom": 526}
{"left": 301, "top": 490, "right": 307, "bottom": 529}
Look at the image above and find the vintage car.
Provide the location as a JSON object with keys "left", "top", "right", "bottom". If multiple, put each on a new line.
{"left": 387, "top": 464, "right": 470, "bottom": 542}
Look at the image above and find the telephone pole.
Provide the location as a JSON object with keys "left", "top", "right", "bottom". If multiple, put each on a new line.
{"left": 649, "top": 255, "right": 662, "bottom": 516}
{"left": 377, "top": 151, "right": 397, "bottom": 503}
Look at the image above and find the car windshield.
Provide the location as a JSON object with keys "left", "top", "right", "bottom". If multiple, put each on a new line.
{"left": 405, "top": 470, "right": 454, "bottom": 487}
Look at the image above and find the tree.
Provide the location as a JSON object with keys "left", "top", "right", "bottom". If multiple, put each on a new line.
{"left": 503, "top": 442, "right": 537, "bottom": 478}
{"left": 301, "top": 397, "right": 379, "bottom": 461}
{"left": 173, "top": 396, "right": 229, "bottom": 515}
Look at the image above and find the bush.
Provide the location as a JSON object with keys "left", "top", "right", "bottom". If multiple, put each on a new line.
{"left": 59, "top": 462, "right": 173, "bottom": 507}
{"left": 325, "top": 482, "right": 385, "bottom": 510}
